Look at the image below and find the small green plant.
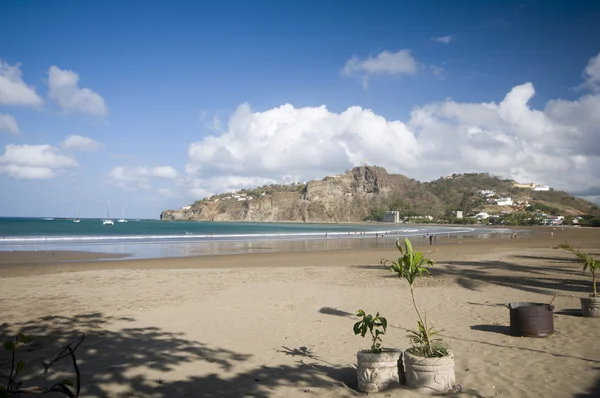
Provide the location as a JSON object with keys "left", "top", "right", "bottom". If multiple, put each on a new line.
{"left": 384, "top": 238, "right": 448, "bottom": 358}
{"left": 407, "top": 320, "right": 448, "bottom": 358}
{"left": 0, "top": 333, "right": 83, "bottom": 397}
{"left": 353, "top": 310, "right": 387, "bottom": 353}
{"left": 557, "top": 242, "right": 600, "bottom": 297}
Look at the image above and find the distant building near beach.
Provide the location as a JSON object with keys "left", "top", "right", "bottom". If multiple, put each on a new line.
{"left": 454, "top": 211, "right": 463, "bottom": 219}
{"left": 382, "top": 211, "right": 400, "bottom": 223}
{"left": 542, "top": 216, "right": 564, "bottom": 225}
{"left": 475, "top": 212, "right": 490, "bottom": 220}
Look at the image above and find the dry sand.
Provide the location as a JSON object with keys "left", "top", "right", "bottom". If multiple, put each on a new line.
{"left": 1, "top": 227, "right": 599, "bottom": 397}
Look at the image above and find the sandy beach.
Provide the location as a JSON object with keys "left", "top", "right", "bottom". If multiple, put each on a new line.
{"left": 1, "top": 226, "right": 599, "bottom": 397}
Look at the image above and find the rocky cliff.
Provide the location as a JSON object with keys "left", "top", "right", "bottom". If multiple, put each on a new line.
{"left": 160, "top": 166, "right": 440, "bottom": 222}
{"left": 160, "top": 166, "right": 599, "bottom": 222}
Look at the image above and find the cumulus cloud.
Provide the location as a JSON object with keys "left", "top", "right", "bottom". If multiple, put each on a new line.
{"left": 0, "top": 59, "right": 43, "bottom": 106}
{"left": 582, "top": 53, "right": 600, "bottom": 92}
{"left": 0, "top": 144, "right": 78, "bottom": 179}
{"left": 109, "top": 165, "right": 179, "bottom": 190}
{"left": 0, "top": 114, "right": 20, "bottom": 135}
{"left": 433, "top": 35, "right": 454, "bottom": 44}
{"left": 180, "top": 55, "right": 600, "bottom": 202}
{"left": 48, "top": 66, "right": 107, "bottom": 116}
{"left": 342, "top": 50, "right": 418, "bottom": 88}
{"left": 61, "top": 135, "right": 103, "bottom": 152}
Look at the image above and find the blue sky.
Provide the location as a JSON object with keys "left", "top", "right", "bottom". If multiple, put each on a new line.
{"left": 1, "top": 0, "right": 600, "bottom": 218}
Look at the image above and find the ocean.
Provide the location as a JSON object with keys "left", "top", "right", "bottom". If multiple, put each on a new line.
{"left": 0, "top": 217, "right": 512, "bottom": 260}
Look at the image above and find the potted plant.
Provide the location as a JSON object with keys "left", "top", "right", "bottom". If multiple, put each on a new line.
{"left": 558, "top": 242, "right": 600, "bottom": 318}
{"left": 353, "top": 309, "right": 403, "bottom": 393}
{"left": 386, "top": 238, "right": 456, "bottom": 395}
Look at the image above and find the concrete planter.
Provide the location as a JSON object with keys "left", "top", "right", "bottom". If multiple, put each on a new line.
{"left": 581, "top": 296, "right": 600, "bottom": 318}
{"left": 404, "top": 350, "right": 455, "bottom": 395}
{"left": 356, "top": 348, "right": 403, "bottom": 393}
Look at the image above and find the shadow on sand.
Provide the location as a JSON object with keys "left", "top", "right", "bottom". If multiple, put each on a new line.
{"left": 0, "top": 313, "right": 358, "bottom": 397}
{"left": 469, "top": 324, "right": 511, "bottom": 336}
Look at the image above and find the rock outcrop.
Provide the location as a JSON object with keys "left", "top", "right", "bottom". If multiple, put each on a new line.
{"left": 160, "top": 166, "right": 436, "bottom": 222}
{"left": 160, "top": 166, "right": 599, "bottom": 222}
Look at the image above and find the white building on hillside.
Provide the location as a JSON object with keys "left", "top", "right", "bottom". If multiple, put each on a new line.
{"left": 496, "top": 197, "right": 513, "bottom": 206}
{"left": 475, "top": 212, "right": 490, "bottom": 220}
{"left": 478, "top": 190, "right": 496, "bottom": 197}
{"left": 533, "top": 185, "right": 550, "bottom": 191}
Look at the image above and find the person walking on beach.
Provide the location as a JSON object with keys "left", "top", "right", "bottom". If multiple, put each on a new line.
{"left": 550, "top": 231, "right": 554, "bottom": 239}
{"left": 429, "top": 235, "right": 433, "bottom": 245}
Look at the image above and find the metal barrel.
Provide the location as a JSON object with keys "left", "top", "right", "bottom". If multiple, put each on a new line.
{"left": 508, "top": 302, "right": 554, "bottom": 337}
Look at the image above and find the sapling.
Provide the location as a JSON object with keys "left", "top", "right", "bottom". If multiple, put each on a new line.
{"left": 353, "top": 310, "right": 387, "bottom": 353}
{"left": 557, "top": 242, "right": 599, "bottom": 297}
{"left": 385, "top": 238, "right": 448, "bottom": 358}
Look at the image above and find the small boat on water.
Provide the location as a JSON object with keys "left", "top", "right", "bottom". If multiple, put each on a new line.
{"left": 73, "top": 205, "right": 81, "bottom": 223}
{"left": 103, "top": 201, "right": 114, "bottom": 225}
{"left": 117, "top": 206, "right": 127, "bottom": 223}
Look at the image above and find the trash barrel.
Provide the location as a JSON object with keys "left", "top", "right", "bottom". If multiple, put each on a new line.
{"left": 508, "top": 302, "right": 554, "bottom": 337}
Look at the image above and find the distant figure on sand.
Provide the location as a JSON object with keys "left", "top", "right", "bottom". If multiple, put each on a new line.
{"left": 550, "top": 231, "right": 554, "bottom": 239}
{"left": 429, "top": 235, "right": 433, "bottom": 245}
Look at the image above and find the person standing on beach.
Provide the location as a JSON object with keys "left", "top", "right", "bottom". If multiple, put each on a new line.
{"left": 550, "top": 231, "right": 554, "bottom": 239}
{"left": 429, "top": 235, "right": 433, "bottom": 245}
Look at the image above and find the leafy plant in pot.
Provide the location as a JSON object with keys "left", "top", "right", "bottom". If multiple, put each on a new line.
{"left": 353, "top": 310, "right": 403, "bottom": 393}
{"left": 385, "top": 238, "right": 456, "bottom": 395}
{"left": 557, "top": 242, "right": 600, "bottom": 318}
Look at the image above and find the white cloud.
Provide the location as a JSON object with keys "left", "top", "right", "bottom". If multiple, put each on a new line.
{"left": 582, "top": 53, "right": 600, "bottom": 92}
{"left": 342, "top": 50, "right": 418, "bottom": 88}
{"left": 152, "top": 166, "right": 179, "bottom": 179}
{"left": 0, "top": 114, "right": 20, "bottom": 135}
{"left": 433, "top": 35, "right": 454, "bottom": 44}
{"left": 61, "top": 135, "right": 103, "bottom": 152}
{"left": 0, "top": 59, "right": 43, "bottom": 106}
{"left": 0, "top": 144, "right": 78, "bottom": 179}
{"left": 48, "top": 66, "right": 107, "bottom": 116}
{"left": 109, "top": 165, "right": 179, "bottom": 191}
{"left": 181, "top": 54, "right": 600, "bottom": 202}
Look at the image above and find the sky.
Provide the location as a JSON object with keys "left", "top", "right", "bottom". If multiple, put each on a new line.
{"left": 1, "top": 0, "right": 600, "bottom": 219}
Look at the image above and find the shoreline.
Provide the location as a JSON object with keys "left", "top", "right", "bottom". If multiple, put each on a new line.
{"left": 2, "top": 226, "right": 598, "bottom": 278}
{"left": 0, "top": 224, "right": 510, "bottom": 261}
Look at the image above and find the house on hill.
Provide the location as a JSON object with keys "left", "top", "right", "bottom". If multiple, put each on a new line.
{"left": 533, "top": 185, "right": 550, "bottom": 191}
{"left": 496, "top": 197, "right": 513, "bottom": 206}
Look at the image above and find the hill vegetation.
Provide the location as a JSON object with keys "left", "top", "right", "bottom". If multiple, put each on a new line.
{"left": 161, "top": 166, "right": 600, "bottom": 226}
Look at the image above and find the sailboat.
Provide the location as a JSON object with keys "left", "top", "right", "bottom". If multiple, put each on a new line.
{"left": 103, "top": 201, "right": 114, "bottom": 225}
{"left": 73, "top": 204, "right": 81, "bottom": 223}
{"left": 118, "top": 206, "right": 127, "bottom": 223}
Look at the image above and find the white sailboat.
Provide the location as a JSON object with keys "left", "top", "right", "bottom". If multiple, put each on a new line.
{"left": 73, "top": 205, "right": 81, "bottom": 223}
{"left": 103, "top": 201, "right": 114, "bottom": 225}
{"left": 118, "top": 206, "right": 127, "bottom": 223}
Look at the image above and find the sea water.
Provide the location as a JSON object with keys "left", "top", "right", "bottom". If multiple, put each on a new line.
{"left": 0, "top": 217, "right": 512, "bottom": 260}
